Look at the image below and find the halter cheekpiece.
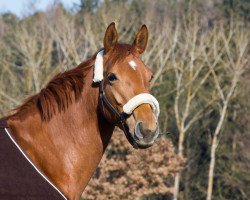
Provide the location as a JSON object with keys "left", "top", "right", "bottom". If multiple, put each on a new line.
{"left": 99, "top": 81, "right": 139, "bottom": 148}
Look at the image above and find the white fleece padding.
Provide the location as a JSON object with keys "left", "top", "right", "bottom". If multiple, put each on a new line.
{"left": 93, "top": 50, "right": 104, "bottom": 82}
{"left": 123, "top": 93, "right": 160, "bottom": 117}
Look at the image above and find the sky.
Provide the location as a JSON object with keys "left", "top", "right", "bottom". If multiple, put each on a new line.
{"left": 0, "top": 0, "right": 79, "bottom": 17}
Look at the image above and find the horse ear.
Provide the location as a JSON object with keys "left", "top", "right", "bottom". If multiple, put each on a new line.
{"left": 133, "top": 24, "right": 148, "bottom": 54}
{"left": 104, "top": 22, "right": 118, "bottom": 53}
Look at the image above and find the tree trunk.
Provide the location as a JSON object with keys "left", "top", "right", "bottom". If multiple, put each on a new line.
{"left": 206, "top": 76, "right": 238, "bottom": 200}
{"left": 173, "top": 130, "right": 184, "bottom": 200}
{"left": 173, "top": 173, "right": 181, "bottom": 200}
{"left": 206, "top": 135, "right": 217, "bottom": 200}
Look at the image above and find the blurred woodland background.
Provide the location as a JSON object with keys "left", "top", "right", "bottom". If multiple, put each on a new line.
{"left": 0, "top": 0, "right": 249, "bottom": 200}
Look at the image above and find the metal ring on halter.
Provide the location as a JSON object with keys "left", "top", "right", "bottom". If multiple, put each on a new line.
{"left": 99, "top": 81, "right": 139, "bottom": 149}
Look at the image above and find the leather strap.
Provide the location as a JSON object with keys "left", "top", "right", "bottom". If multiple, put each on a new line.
{"left": 99, "top": 81, "right": 139, "bottom": 149}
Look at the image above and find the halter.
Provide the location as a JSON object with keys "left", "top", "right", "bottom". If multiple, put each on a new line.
{"left": 95, "top": 49, "right": 160, "bottom": 149}
{"left": 99, "top": 81, "right": 139, "bottom": 149}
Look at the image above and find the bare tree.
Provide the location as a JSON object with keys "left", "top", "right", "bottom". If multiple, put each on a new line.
{"left": 171, "top": 14, "right": 222, "bottom": 200}
{"left": 153, "top": 13, "right": 250, "bottom": 200}
{"left": 206, "top": 20, "right": 249, "bottom": 200}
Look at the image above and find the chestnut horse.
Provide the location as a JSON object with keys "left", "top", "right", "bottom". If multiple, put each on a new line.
{"left": 3, "top": 23, "right": 159, "bottom": 199}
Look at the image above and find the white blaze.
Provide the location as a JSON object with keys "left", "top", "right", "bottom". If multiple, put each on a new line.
{"left": 128, "top": 60, "right": 137, "bottom": 70}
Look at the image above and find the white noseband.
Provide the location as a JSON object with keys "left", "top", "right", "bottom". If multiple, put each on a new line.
{"left": 93, "top": 49, "right": 160, "bottom": 117}
{"left": 123, "top": 93, "right": 160, "bottom": 117}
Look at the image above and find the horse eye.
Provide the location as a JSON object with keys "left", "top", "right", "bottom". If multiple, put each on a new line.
{"left": 108, "top": 73, "right": 118, "bottom": 82}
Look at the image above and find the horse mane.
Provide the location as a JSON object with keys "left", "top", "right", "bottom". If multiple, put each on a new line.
{"left": 9, "top": 45, "right": 135, "bottom": 122}
{"left": 10, "top": 53, "right": 97, "bottom": 122}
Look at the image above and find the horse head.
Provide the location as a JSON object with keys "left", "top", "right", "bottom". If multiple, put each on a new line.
{"left": 94, "top": 22, "right": 160, "bottom": 149}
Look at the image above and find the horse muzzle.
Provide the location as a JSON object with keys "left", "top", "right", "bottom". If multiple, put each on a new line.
{"left": 133, "top": 121, "right": 159, "bottom": 148}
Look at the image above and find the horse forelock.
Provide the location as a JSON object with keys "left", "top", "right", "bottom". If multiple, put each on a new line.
{"left": 106, "top": 44, "right": 137, "bottom": 65}
{"left": 9, "top": 53, "right": 97, "bottom": 122}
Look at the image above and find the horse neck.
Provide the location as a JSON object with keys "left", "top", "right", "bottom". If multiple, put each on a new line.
{"left": 7, "top": 72, "right": 115, "bottom": 198}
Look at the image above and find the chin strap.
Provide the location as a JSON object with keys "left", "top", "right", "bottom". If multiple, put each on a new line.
{"left": 99, "top": 81, "right": 139, "bottom": 149}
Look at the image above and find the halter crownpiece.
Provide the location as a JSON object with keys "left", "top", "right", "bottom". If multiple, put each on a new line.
{"left": 93, "top": 50, "right": 104, "bottom": 83}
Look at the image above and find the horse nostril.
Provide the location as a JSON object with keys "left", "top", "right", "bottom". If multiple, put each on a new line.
{"left": 135, "top": 122, "right": 144, "bottom": 139}
{"left": 135, "top": 121, "right": 159, "bottom": 142}
{"left": 143, "top": 124, "right": 158, "bottom": 135}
